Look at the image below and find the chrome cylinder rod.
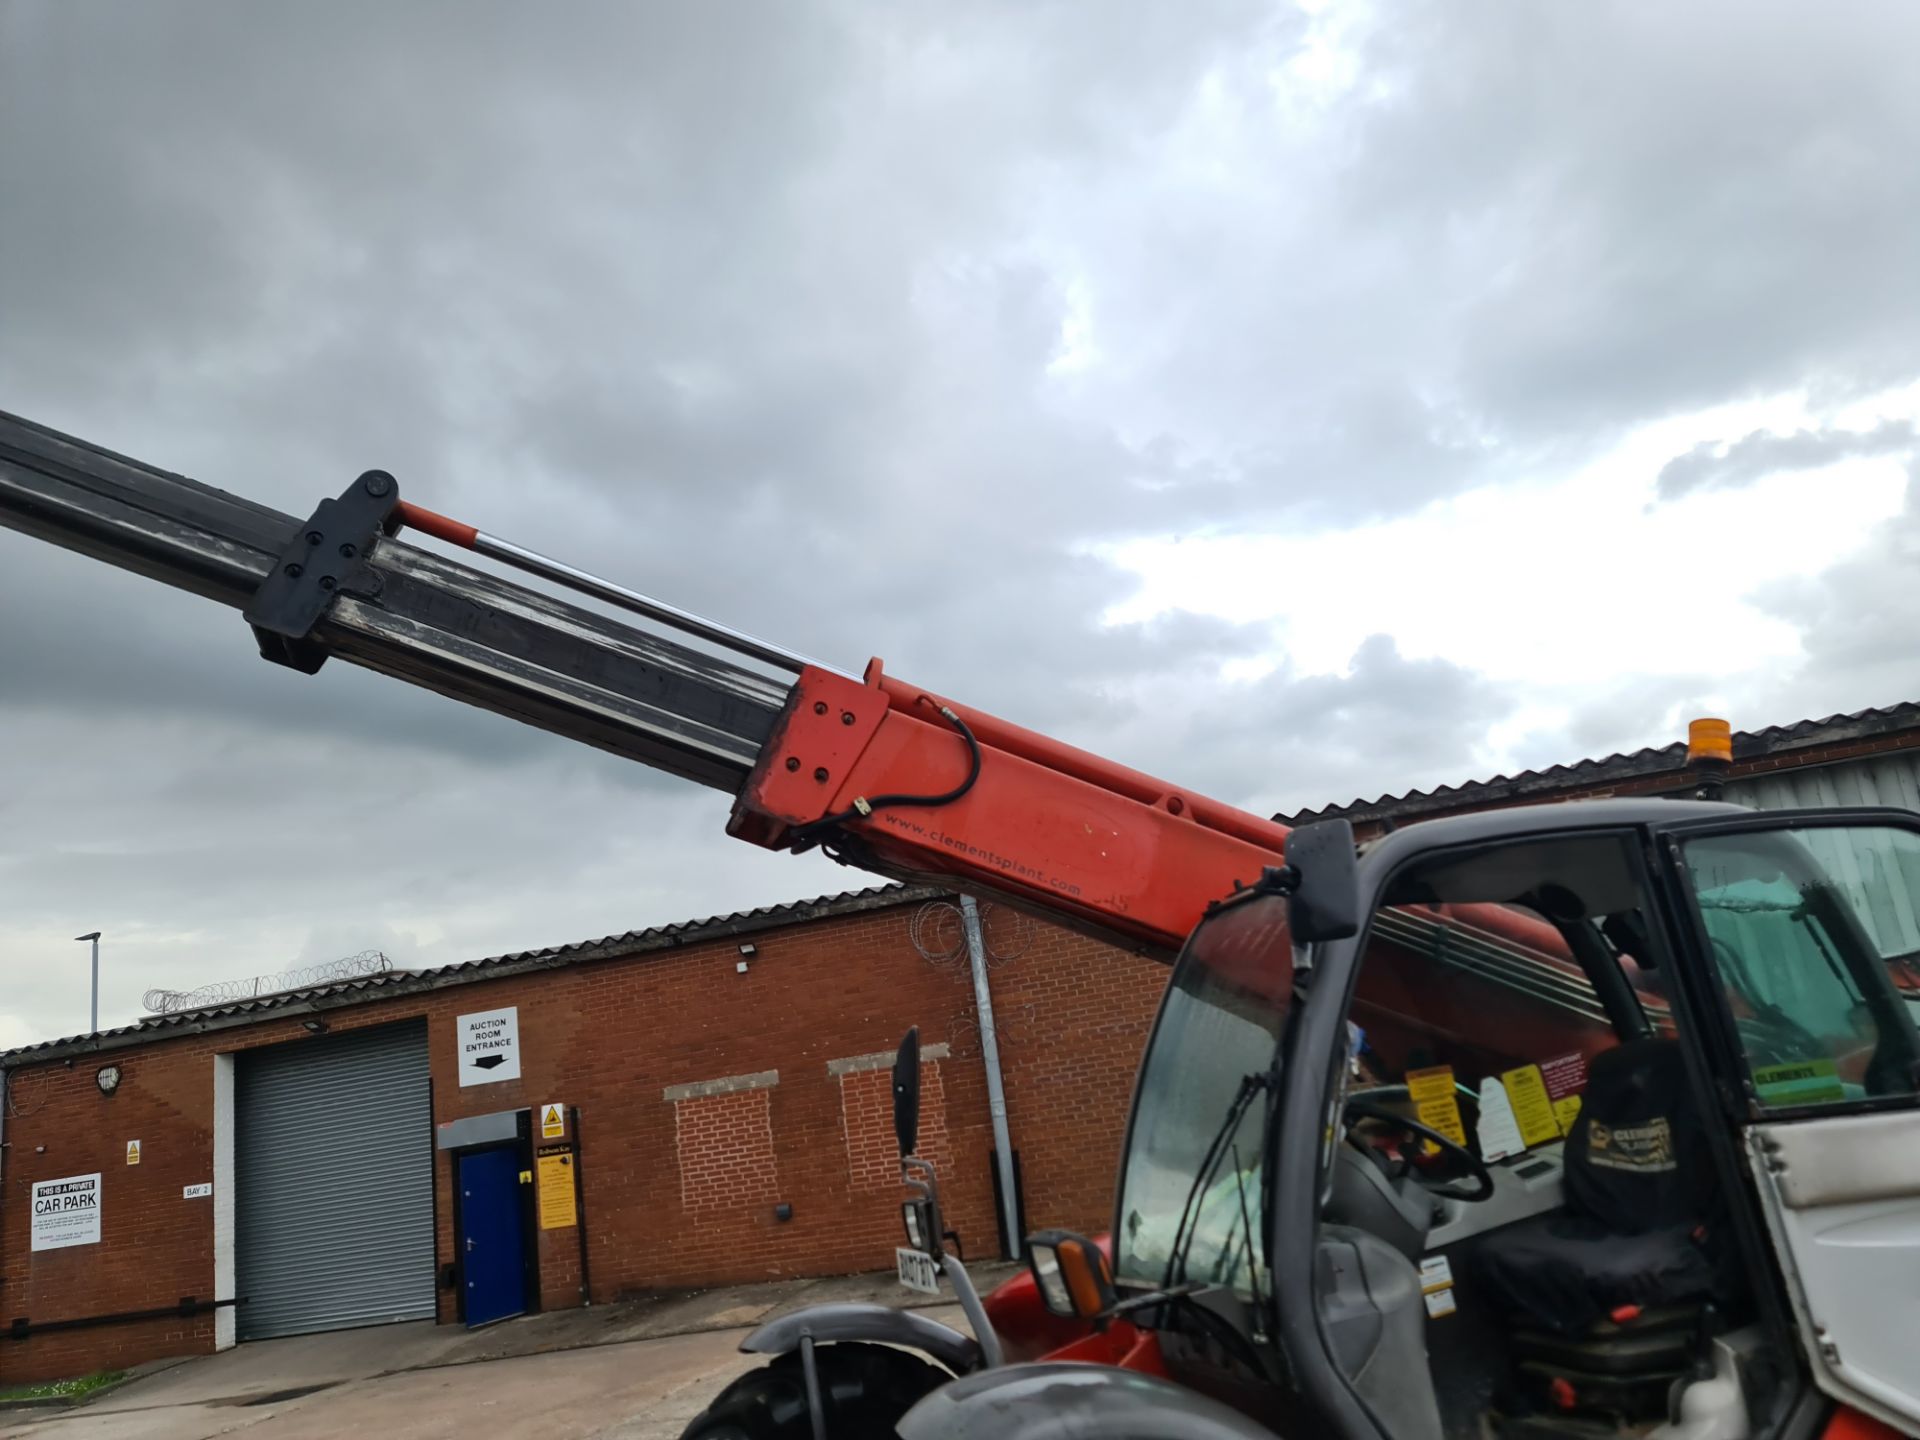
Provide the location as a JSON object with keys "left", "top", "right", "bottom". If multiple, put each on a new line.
{"left": 396, "top": 501, "right": 849, "bottom": 679}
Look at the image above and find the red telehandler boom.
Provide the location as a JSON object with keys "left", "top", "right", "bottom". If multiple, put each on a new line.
{"left": 6, "top": 410, "right": 1918, "bottom": 1440}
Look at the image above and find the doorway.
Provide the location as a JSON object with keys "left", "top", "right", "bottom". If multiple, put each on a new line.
{"left": 456, "top": 1146, "right": 528, "bottom": 1327}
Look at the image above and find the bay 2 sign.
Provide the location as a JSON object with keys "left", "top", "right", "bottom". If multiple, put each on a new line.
{"left": 457, "top": 1006, "right": 522, "bottom": 1087}
{"left": 31, "top": 1173, "right": 102, "bottom": 1251}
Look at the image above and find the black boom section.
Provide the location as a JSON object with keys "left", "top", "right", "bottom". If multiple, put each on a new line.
{"left": 0, "top": 409, "right": 787, "bottom": 791}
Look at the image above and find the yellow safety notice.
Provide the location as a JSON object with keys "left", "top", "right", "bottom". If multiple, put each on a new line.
{"left": 1405, "top": 1065, "right": 1467, "bottom": 1147}
{"left": 1501, "top": 1065, "right": 1561, "bottom": 1148}
{"left": 1552, "top": 1094, "right": 1583, "bottom": 1132}
{"left": 126, "top": 1139, "right": 141, "bottom": 1166}
{"left": 537, "top": 1152, "right": 577, "bottom": 1230}
{"left": 540, "top": 1103, "right": 565, "bottom": 1139}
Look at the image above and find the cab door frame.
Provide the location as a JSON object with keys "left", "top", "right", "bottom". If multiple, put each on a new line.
{"left": 1658, "top": 806, "right": 1920, "bottom": 1435}
{"left": 1265, "top": 816, "right": 1809, "bottom": 1440}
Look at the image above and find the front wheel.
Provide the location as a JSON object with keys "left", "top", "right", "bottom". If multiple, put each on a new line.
{"left": 681, "top": 1342, "right": 952, "bottom": 1439}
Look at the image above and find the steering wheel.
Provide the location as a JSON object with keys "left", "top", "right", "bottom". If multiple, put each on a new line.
{"left": 1342, "top": 1090, "right": 1494, "bottom": 1203}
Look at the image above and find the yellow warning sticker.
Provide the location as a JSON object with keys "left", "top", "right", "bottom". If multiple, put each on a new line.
{"left": 1551, "top": 1094, "right": 1583, "bottom": 1133}
{"left": 537, "top": 1152, "right": 577, "bottom": 1230}
{"left": 1406, "top": 1065, "right": 1467, "bottom": 1147}
{"left": 541, "top": 1103, "right": 565, "bottom": 1139}
{"left": 1501, "top": 1064, "right": 1561, "bottom": 1148}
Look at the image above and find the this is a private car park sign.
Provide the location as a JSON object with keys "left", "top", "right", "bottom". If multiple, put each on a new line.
{"left": 31, "top": 1172, "right": 102, "bottom": 1251}
{"left": 458, "top": 1006, "right": 522, "bottom": 1086}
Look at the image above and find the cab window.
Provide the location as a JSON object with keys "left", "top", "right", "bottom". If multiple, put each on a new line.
{"left": 1684, "top": 825, "right": 1920, "bottom": 1108}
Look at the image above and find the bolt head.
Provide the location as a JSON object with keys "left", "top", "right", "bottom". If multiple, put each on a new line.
{"left": 318, "top": 575, "right": 337, "bottom": 592}
{"left": 338, "top": 543, "right": 357, "bottom": 558}
{"left": 813, "top": 767, "right": 830, "bottom": 783}
{"left": 361, "top": 470, "right": 395, "bottom": 497}
{"left": 841, "top": 711, "right": 856, "bottom": 726}
{"left": 784, "top": 756, "right": 801, "bottom": 772}
{"left": 813, "top": 701, "right": 828, "bottom": 715}
{"left": 306, "top": 530, "right": 324, "bottom": 545}
{"left": 284, "top": 562, "right": 304, "bottom": 578}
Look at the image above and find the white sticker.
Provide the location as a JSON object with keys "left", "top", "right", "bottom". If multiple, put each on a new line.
{"left": 182, "top": 1182, "right": 213, "bottom": 1199}
{"left": 1424, "top": 1288, "right": 1458, "bottom": 1318}
{"left": 1475, "top": 1077, "right": 1525, "bottom": 1162}
{"left": 457, "top": 1007, "right": 522, "bottom": 1087}
{"left": 1419, "top": 1254, "right": 1454, "bottom": 1293}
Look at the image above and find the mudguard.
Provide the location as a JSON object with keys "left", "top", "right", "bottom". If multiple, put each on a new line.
{"left": 897, "top": 1362, "right": 1280, "bottom": 1439}
{"left": 739, "top": 1302, "right": 984, "bottom": 1376}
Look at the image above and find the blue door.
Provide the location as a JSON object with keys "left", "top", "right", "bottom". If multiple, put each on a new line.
{"left": 458, "top": 1148, "right": 527, "bottom": 1326}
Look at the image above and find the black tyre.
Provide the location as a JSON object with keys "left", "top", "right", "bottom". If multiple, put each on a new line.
{"left": 680, "top": 1342, "right": 951, "bottom": 1439}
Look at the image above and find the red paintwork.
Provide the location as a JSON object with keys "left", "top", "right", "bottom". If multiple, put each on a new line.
{"left": 393, "top": 500, "right": 479, "bottom": 548}
{"left": 984, "top": 1246, "right": 1104, "bottom": 1363}
{"left": 982, "top": 1237, "right": 1168, "bottom": 1375}
{"left": 733, "top": 663, "right": 1592, "bottom": 969}
{"left": 1821, "top": 1408, "right": 1905, "bottom": 1440}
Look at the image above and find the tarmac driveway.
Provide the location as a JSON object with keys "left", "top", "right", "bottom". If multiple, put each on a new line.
{"left": 0, "top": 1272, "right": 1003, "bottom": 1440}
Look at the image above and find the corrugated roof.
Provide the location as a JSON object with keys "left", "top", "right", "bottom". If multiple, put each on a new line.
{"left": 2, "top": 882, "right": 941, "bottom": 1067}
{"left": 1276, "top": 701, "right": 1920, "bottom": 828}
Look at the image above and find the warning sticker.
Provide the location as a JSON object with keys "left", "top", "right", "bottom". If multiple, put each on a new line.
{"left": 1501, "top": 1064, "right": 1562, "bottom": 1148}
{"left": 1552, "top": 1094, "right": 1583, "bottom": 1132}
{"left": 1540, "top": 1051, "right": 1588, "bottom": 1102}
{"left": 1418, "top": 1255, "right": 1454, "bottom": 1294}
{"left": 1753, "top": 1058, "right": 1846, "bottom": 1107}
{"left": 540, "top": 1103, "right": 565, "bottom": 1139}
{"left": 1424, "top": 1288, "right": 1458, "bottom": 1318}
{"left": 125, "top": 1140, "right": 141, "bottom": 1167}
{"left": 537, "top": 1152, "right": 577, "bottom": 1230}
{"left": 1406, "top": 1065, "right": 1467, "bottom": 1147}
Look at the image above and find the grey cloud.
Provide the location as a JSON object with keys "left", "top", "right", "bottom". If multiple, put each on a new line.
{"left": 7, "top": 2, "right": 1920, "bottom": 1047}
{"left": 1657, "top": 420, "right": 1918, "bottom": 500}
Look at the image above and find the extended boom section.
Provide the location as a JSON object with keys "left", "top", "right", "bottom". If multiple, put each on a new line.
{"left": 0, "top": 410, "right": 786, "bottom": 790}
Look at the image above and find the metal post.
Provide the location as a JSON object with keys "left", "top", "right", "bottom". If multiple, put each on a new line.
{"left": 959, "top": 895, "right": 1021, "bottom": 1259}
{"left": 74, "top": 932, "right": 101, "bottom": 1034}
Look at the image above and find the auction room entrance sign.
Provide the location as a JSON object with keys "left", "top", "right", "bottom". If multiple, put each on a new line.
{"left": 31, "top": 1173, "right": 102, "bottom": 1251}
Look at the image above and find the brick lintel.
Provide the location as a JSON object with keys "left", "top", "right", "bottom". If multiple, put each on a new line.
{"left": 663, "top": 1069, "right": 779, "bottom": 1102}
{"left": 827, "top": 1042, "right": 951, "bottom": 1077}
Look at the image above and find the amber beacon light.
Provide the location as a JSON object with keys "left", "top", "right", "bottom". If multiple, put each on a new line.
{"left": 1686, "top": 717, "right": 1733, "bottom": 766}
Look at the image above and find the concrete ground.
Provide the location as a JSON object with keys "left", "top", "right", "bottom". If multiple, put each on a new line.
{"left": 0, "top": 1265, "right": 1016, "bottom": 1440}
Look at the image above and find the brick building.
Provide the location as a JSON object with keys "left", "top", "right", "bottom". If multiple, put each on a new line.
{"left": 0, "top": 886, "right": 1166, "bottom": 1385}
{"left": 8, "top": 705, "right": 1918, "bottom": 1384}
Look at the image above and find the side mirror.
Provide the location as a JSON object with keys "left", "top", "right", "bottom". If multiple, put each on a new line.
{"left": 1285, "top": 818, "right": 1360, "bottom": 943}
{"left": 892, "top": 1026, "right": 921, "bottom": 1158}
{"left": 1025, "top": 1229, "right": 1117, "bottom": 1319}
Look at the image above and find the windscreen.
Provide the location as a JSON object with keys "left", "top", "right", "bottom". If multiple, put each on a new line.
{"left": 1112, "top": 892, "right": 1293, "bottom": 1296}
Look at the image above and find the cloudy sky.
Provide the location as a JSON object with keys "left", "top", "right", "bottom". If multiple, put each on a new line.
{"left": 5, "top": 2, "right": 1920, "bottom": 1047}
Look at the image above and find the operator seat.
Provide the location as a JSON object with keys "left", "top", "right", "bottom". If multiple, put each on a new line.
{"left": 1475, "top": 1040, "right": 1731, "bottom": 1417}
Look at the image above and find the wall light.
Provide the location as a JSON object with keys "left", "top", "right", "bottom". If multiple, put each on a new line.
{"left": 301, "top": 1018, "right": 330, "bottom": 1034}
{"left": 96, "top": 1064, "right": 122, "bottom": 1095}
{"left": 737, "top": 943, "right": 756, "bottom": 958}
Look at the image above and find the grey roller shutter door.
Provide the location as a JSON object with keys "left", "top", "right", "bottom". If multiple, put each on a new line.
{"left": 237, "top": 1020, "right": 435, "bottom": 1339}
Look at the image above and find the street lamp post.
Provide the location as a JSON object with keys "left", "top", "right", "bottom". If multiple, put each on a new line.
{"left": 74, "top": 932, "right": 101, "bottom": 1034}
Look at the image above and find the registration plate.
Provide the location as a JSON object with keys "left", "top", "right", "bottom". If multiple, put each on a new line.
{"left": 895, "top": 1246, "right": 941, "bottom": 1295}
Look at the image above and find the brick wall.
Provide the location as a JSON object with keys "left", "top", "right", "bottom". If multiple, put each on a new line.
{"left": 0, "top": 893, "right": 1167, "bottom": 1384}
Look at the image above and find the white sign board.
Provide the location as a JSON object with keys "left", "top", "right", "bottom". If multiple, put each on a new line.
{"left": 31, "top": 1173, "right": 102, "bottom": 1252}
{"left": 183, "top": 1182, "right": 213, "bottom": 1199}
{"left": 457, "top": 1006, "right": 521, "bottom": 1087}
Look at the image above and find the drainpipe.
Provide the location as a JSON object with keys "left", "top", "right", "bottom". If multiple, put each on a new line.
{"left": 959, "top": 894, "right": 1021, "bottom": 1259}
